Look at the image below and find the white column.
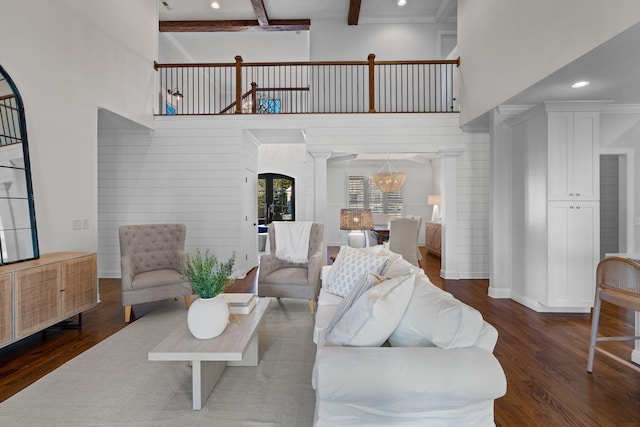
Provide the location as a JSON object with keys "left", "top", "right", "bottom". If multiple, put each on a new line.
{"left": 438, "top": 149, "right": 463, "bottom": 280}
{"left": 309, "top": 150, "right": 331, "bottom": 226}
{"left": 488, "top": 107, "right": 515, "bottom": 298}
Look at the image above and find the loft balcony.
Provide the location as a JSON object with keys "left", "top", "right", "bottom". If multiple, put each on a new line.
{"left": 155, "top": 54, "right": 459, "bottom": 116}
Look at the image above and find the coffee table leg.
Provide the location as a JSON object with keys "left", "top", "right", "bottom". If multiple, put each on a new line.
{"left": 192, "top": 360, "right": 226, "bottom": 410}
{"left": 228, "top": 330, "right": 259, "bottom": 367}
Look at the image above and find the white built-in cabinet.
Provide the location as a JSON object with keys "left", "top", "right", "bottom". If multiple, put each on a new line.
{"left": 509, "top": 102, "right": 606, "bottom": 312}
{"left": 547, "top": 111, "right": 600, "bottom": 201}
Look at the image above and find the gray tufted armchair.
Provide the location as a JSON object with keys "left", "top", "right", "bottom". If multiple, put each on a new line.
{"left": 258, "top": 222, "right": 324, "bottom": 314}
{"left": 119, "top": 223, "right": 192, "bottom": 322}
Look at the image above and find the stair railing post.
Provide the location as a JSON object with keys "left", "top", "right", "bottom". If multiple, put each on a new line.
{"left": 235, "top": 55, "right": 243, "bottom": 114}
{"left": 251, "top": 82, "right": 257, "bottom": 113}
{"left": 368, "top": 53, "right": 376, "bottom": 113}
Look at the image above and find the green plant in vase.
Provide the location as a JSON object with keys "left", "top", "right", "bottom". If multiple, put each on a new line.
{"left": 184, "top": 249, "right": 236, "bottom": 299}
{"left": 183, "top": 249, "right": 236, "bottom": 339}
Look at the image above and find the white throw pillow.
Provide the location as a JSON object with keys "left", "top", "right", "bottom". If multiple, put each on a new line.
{"left": 324, "top": 273, "right": 382, "bottom": 338}
{"left": 326, "top": 273, "right": 416, "bottom": 347}
{"left": 324, "top": 246, "right": 389, "bottom": 297}
{"left": 388, "top": 275, "right": 485, "bottom": 349}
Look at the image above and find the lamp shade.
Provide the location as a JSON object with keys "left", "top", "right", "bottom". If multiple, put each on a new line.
{"left": 427, "top": 195, "right": 441, "bottom": 205}
{"left": 340, "top": 209, "right": 374, "bottom": 230}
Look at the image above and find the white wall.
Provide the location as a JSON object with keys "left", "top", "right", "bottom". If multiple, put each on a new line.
{"left": 1, "top": 0, "right": 157, "bottom": 255}
{"left": 159, "top": 31, "right": 310, "bottom": 63}
{"left": 310, "top": 20, "right": 455, "bottom": 61}
{"left": 98, "top": 113, "right": 491, "bottom": 279}
{"left": 98, "top": 114, "right": 258, "bottom": 278}
{"left": 457, "top": 0, "right": 640, "bottom": 125}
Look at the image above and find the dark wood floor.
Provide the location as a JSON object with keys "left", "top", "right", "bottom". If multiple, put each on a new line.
{"left": 1, "top": 248, "right": 639, "bottom": 425}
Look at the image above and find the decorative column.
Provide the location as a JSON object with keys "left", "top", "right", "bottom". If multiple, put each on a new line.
{"left": 309, "top": 150, "right": 332, "bottom": 227}
{"left": 438, "top": 149, "right": 463, "bottom": 280}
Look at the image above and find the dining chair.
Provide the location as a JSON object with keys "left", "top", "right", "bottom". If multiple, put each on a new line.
{"left": 587, "top": 256, "right": 640, "bottom": 373}
{"left": 388, "top": 218, "right": 420, "bottom": 266}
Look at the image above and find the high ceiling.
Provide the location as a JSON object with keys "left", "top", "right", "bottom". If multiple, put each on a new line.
{"left": 158, "top": 0, "right": 457, "bottom": 27}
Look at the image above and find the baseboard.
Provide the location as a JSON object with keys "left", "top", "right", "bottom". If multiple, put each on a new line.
{"left": 488, "top": 287, "right": 511, "bottom": 299}
{"left": 510, "top": 292, "right": 590, "bottom": 313}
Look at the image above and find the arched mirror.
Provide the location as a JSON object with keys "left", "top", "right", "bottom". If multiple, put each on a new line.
{"left": 0, "top": 65, "right": 39, "bottom": 264}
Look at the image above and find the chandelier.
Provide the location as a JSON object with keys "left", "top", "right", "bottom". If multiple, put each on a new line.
{"left": 370, "top": 155, "right": 407, "bottom": 193}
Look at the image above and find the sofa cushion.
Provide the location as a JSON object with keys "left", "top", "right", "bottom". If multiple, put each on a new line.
{"left": 326, "top": 273, "right": 415, "bottom": 347}
{"left": 324, "top": 246, "right": 388, "bottom": 297}
{"left": 324, "top": 273, "right": 381, "bottom": 338}
{"left": 389, "top": 275, "right": 485, "bottom": 349}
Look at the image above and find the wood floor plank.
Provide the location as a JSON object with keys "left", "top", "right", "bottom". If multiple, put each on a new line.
{"left": 0, "top": 249, "right": 639, "bottom": 425}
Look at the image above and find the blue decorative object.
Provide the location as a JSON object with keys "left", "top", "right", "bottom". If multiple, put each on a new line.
{"left": 258, "top": 99, "right": 281, "bottom": 114}
{"left": 166, "top": 103, "right": 177, "bottom": 115}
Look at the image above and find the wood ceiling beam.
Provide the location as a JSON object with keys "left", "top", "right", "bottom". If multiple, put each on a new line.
{"left": 250, "top": 0, "right": 270, "bottom": 27}
{"left": 348, "top": 0, "right": 362, "bottom": 25}
{"left": 159, "top": 20, "right": 310, "bottom": 32}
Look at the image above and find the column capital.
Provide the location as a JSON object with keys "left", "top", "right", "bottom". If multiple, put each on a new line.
{"left": 437, "top": 148, "right": 464, "bottom": 158}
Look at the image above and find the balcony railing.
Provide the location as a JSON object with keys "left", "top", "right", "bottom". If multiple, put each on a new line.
{"left": 155, "top": 54, "right": 459, "bottom": 116}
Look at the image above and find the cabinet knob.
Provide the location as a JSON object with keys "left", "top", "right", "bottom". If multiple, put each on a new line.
{"left": 576, "top": 193, "right": 581, "bottom": 196}
{"left": 570, "top": 206, "right": 574, "bottom": 209}
{"left": 576, "top": 206, "right": 581, "bottom": 209}
{"left": 569, "top": 193, "right": 574, "bottom": 196}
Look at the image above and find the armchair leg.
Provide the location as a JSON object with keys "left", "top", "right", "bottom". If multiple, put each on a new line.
{"left": 124, "top": 305, "right": 132, "bottom": 323}
{"left": 308, "top": 299, "right": 315, "bottom": 315}
{"left": 184, "top": 295, "right": 191, "bottom": 309}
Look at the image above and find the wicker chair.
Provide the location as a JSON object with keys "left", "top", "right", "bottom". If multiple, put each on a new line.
{"left": 587, "top": 256, "right": 640, "bottom": 373}
{"left": 119, "top": 223, "right": 192, "bottom": 323}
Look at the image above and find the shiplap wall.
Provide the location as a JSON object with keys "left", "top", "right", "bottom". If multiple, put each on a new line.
{"left": 98, "top": 116, "right": 257, "bottom": 278}
{"left": 98, "top": 113, "right": 490, "bottom": 279}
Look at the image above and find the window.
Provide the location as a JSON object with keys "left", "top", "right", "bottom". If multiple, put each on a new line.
{"left": 258, "top": 173, "right": 295, "bottom": 224}
{"left": 348, "top": 175, "right": 403, "bottom": 219}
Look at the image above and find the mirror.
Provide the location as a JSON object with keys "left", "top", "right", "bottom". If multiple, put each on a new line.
{"left": 0, "top": 65, "right": 39, "bottom": 264}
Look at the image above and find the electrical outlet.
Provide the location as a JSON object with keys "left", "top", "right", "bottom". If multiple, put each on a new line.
{"left": 635, "top": 216, "right": 640, "bottom": 226}
{"left": 72, "top": 219, "right": 82, "bottom": 230}
{"left": 82, "top": 218, "right": 89, "bottom": 229}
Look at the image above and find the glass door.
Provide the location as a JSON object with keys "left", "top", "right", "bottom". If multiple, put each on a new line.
{"left": 258, "top": 173, "right": 295, "bottom": 225}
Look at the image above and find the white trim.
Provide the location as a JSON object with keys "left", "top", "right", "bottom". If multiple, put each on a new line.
{"left": 436, "top": 30, "right": 457, "bottom": 59}
{"left": 510, "top": 292, "right": 590, "bottom": 313}
{"left": 488, "top": 287, "right": 511, "bottom": 299}
{"left": 599, "top": 147, "right": 635, "bottom": 254}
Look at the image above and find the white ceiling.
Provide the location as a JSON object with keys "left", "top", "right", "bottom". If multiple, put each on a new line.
{"left": 158, "top": 0, "right": 457, "bottom": 24}
{"left": 504, "top": 21, "right": 640, "bottom": 108}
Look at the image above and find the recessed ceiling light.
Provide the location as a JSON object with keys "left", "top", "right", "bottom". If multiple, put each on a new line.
{"left": 571, "top": 81, "right": 590, "bottom": 89}
{"left": 211, "top": 1, "right": 220, "bottom": 9}
{"left": 397, "top": 0, "right": 407, "bottom": 6}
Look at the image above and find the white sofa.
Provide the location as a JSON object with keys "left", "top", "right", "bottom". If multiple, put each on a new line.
{"left": 312, "top": 246, "right": 507, "bottom": 426}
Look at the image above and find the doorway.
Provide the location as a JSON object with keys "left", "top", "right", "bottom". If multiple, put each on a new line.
{"left": 258, "top": 173, "right": 295, "bottom": 224}
{"left": 599, "top": 149, "right": 635, "bottom": 258}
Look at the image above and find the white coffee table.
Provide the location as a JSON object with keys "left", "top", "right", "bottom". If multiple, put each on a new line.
{"left": 149, "top": 297, "right": 269, "bottom": 410}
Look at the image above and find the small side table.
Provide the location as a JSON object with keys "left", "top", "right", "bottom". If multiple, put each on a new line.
{"left": 425, "top": 222, "right": 441, "bottom": 257}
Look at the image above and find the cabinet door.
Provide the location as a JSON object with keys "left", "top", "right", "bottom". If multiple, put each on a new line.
{"left": 547, "top": 112, "right": 599, "bottom": 201}
{"left": 62, "top": 254, "right": 97, "bottom": 319}
{"left": 571, "top": 112, "right": 599, "bottom": 200}
{"left": 14, "top": 264, "right": 62, "bottom": 339}
{"left": 547, "top": 112, "right": 572, "bottom": 200}
{"left": 425, "top": 222, "right": 442, "bottom": 256}
{"left": 0, "top": 273, "right": 12, "bottom": 346}
{"left": 547, "top": 201, "right": 599, "bottom": 307}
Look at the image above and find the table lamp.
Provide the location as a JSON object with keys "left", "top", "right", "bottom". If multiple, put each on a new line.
{"left": 340, "top": 209, "right": 373, "bottom": 248}
{"left": 428, "top": 195, "right": 441, "bottom": 222}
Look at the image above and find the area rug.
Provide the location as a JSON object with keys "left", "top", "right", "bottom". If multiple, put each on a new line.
{"left": 0, "top": 298, "right": 317, "bottom": 426}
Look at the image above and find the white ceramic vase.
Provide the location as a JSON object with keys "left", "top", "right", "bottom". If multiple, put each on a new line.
{"left": 187, "top": 294, "right": 230, "bottom": 339}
